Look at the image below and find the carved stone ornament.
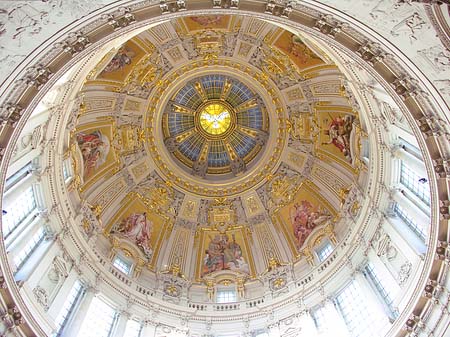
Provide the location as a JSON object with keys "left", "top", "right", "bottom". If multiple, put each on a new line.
{"left": 164, "top": 281, "right": 181, "bottom": 296}
{"left": 103, "top": 8, "right": 136, "bottom": 30}
{"left": 159, "top": 0, "right": 187, "bottom": 14}
{"left": 398, "top": 261, "right": 412, "bottom": 286}
{"left": 32, "top": 286, "right": 49, "bottom": 311}
{"left": 261, "top": 258, "right": 291, "bottom": 294}
{"left": 374, "top": 231, "right": 398, "bottom": 261}
{"left": 265, "top": 0, "right": 293, "bottom": 18}
{"left": 158, "top": 264, "right": 190, "bottom": 303}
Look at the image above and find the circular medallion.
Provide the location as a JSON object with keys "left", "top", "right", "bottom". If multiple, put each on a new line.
{"left": 199, "top": 103, "right": 232, "bottom": 136}
{"left": 162, "top": 74, "right": 270, "bottom": 176}
{"left": 149, "top": 63, "right": 287, "bottom": 197}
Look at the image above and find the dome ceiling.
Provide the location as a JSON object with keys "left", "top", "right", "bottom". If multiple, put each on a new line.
{"left": 1, "top": 1, "right": 448, "bottom": 335}
{"left": 67, "top": 14, "right": 366, "bottom": 286}
{"left": 163, "top": 73, "right": 269, "bottom": 177}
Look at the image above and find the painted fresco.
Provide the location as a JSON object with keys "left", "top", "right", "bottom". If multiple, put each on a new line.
{"left": 111, "top": 213, "right": 153, "bottom": 258}
{"left": 76, "top": 128, "right": 112, "bottom": 179}
{"left": 108, "top": 198, "right": 166, "bottom": 261}
{"left": 277, "top": 184, "right": 333, "bottom": 252}
{"left": 274, "top": 31, "right": 324, "bottom": 69}
{"left": 183, "top": 15, "right": 230, "bottom": 31}
{"left": 199, "top": 229, "right": 251, "bottom": 277}
{"left": 97, "top": 40, "right": 145, "bottom": 81}
{"left": 318, "top": 112, "right": 356, "bottom": 164}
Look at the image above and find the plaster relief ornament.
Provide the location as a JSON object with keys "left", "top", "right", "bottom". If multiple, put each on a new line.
{"left": 111, "top": 213, "right": 153, "bottom": 259}
{"left": 390, "top": 12, "right": 427, "bottom": 43}
{"left": 32, "top": 286, "right": 48, "bottom": 311}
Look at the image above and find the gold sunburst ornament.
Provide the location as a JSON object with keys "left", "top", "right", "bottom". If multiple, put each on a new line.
{"left": 199, "top": 103, "right": 232, "bottom": 135}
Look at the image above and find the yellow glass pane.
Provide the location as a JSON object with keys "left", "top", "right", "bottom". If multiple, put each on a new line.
{"left": 199, "top": 103, "right": 231, "bottom": 135}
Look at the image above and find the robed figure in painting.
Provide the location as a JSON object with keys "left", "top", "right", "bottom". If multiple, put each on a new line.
{"left": 102, "top": 47, "right": 135, "bottom": 73}
{"left": 112, "top": 212, "right": 153, "bottom": 259}
{"left": 322, "top": 115, "right": 354, "bottom": 162}
{"left": 76, "top": 130, "right": 110, "bottom": 178}
{"left": 202, "top": 234, "right": 249, "bottom": 276}
{"left": 290, "top": 200, "right": 331, "bottom": 250}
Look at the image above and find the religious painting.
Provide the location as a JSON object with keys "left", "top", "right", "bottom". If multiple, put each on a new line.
{"left": 322, "top": 114, "right": 355, "bottom": 162}
{"left": 76, "top": 129, "right": 112, "bottom": 179}
{"left": 97, "top": 40, "right": 145, "bottom": 81}
{"left": 288, "top": 200, "right": 331, "bottom": 250}
{"left": 316, "top": 110, "right": 357, "bottom": 166}
{"left": 276, "top": 182, "right": 334, "bottom": 253}
{"left": 183, "top": 15, "right": 230, "bottom": 31}
{"left": 102, "top": 47, "right": 135, "bottom": 73}
{"left": 197, "top": 228, "right": 253, "bottom": 278}
{"left": 110, "top": 212, "right": 153, "bottom": 258}
{"left": 274, "top": 31, "right": 324, "bottom": 70}
{"left": 107, "top": 196, "right": 167, "bottom": 263}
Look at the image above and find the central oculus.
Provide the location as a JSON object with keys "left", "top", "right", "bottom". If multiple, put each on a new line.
{"left": 199, "top": 103, "right": 231, "bottom": 135}
{"left": 162, "top": 74, "right": 269, "bottom": 176}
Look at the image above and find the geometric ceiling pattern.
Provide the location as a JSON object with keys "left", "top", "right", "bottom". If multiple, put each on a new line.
{"left": 163, "top": 74, "right": 268, "bottom": 175}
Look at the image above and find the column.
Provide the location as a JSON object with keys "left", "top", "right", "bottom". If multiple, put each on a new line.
{"left": 113, "top": 312, "right": 129, "bottom": 337}
{"left": 63, "top": 288, "right": 95, "bottom": 336}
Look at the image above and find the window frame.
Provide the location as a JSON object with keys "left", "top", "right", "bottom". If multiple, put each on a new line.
{"left": 76, "top": 296, "right": 118, "bottom": 337}
{"left": 363, "top": 263, "right": 398, "bottom": 320}
{"left": 216, "top": 287, "right": 237, "bottom": 304}
{"left": 315, "top": 239, "right": 334, "bottom": 263}
{"left": 334, "top": 280, "right": 385, "bottom": 337}
{"left": 112, "top": 254, "right": 133, "bottom": 276}
{"left": 399, "top": 161, "right": 430, "bottom": 206}
{"left": 393, "top": 203, "right": 427, "bottom": 242}
{"left": 53, "top": 280, "right": 86, "bottom": 337}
